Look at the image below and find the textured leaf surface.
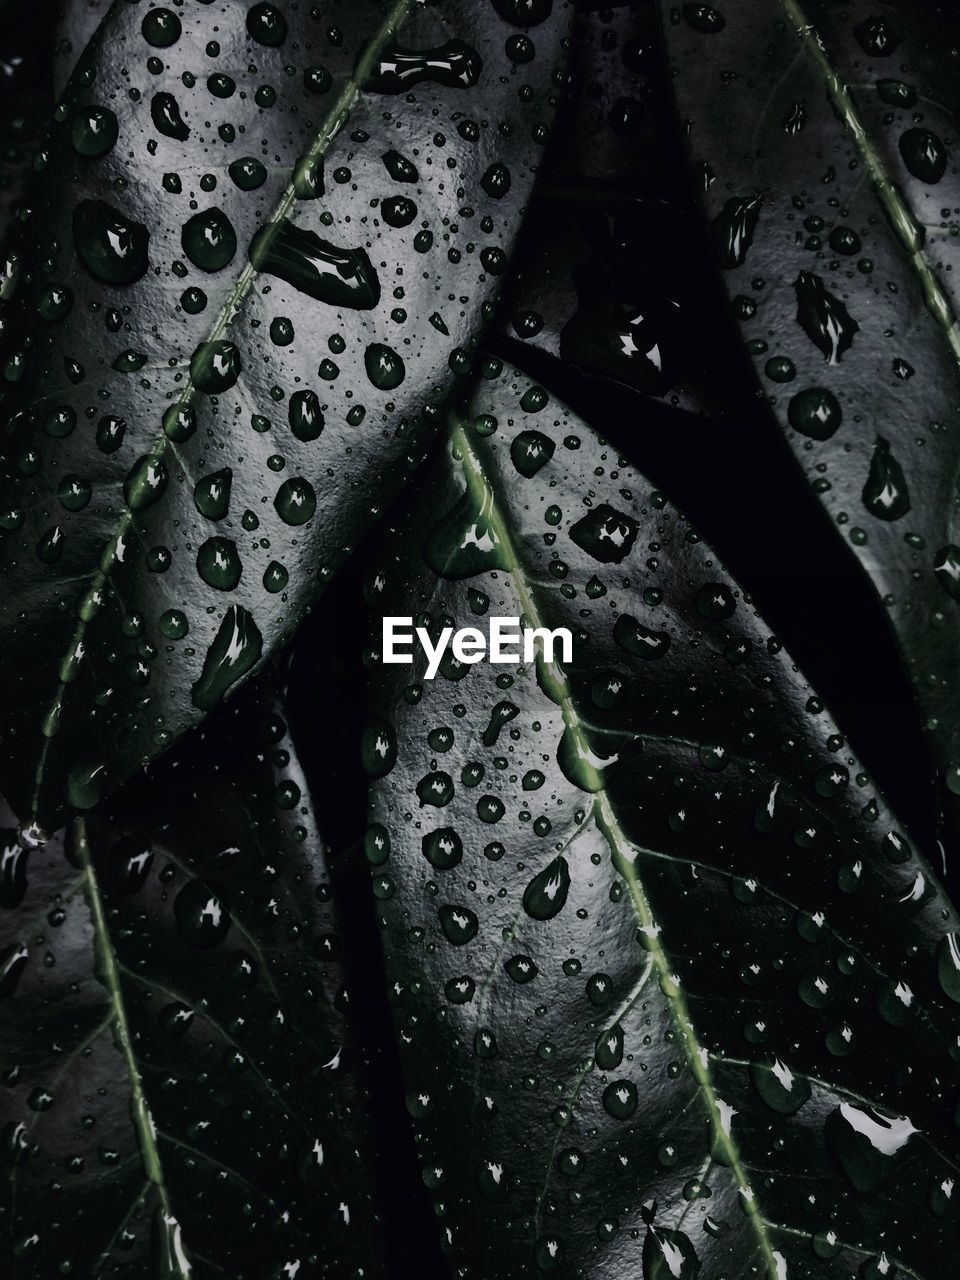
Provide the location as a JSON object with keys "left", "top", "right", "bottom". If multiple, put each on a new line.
{"left": 0, "top": 663, "right": 385, "bottom": 1278}
{"left": 0, "top": 0, "right": 570, "bottom": 831}
{"left": 658, "top": 0, "right": 960, "bottom": 840}
{"left": 364, "top": 366, "right": 960, "bottom": 1278}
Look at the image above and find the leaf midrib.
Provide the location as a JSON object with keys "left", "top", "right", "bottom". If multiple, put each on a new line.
{"left": 30, "top": 0, "right": 415, "bottom": 824}
{"left": 75, "top": 816, "right": 192, "bottom": 1279}
{"left": 779, "top": 0, "right": 960, "bottom": 351}
{"left": 450, "top": 417, "right": 782, "bottom": 1276}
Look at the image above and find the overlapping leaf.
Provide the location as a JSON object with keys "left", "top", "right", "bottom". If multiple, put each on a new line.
{"left": 363, "top": 366, "right": 960, "bottom": 1277}
{"left": 1, "top": 662, "right": 386, "bottom": 1278}
{"left": 0, "top": 0, "right": 570, "bottom": 832}
{"left": 658, "top": 0, "right": 960, "bottom": 848}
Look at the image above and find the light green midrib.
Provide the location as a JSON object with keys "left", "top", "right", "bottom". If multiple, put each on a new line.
{"left": 30, "top": 0, "right": 415, "bottom": 824}
{"left": 450, "top": 419, "right": 781, "bottom": 1276}
{"left": 781, "top": 0, "right": 960, "bottom": 355}
{"left": 75, "top": 817, "right": 189, "bottom": 1274}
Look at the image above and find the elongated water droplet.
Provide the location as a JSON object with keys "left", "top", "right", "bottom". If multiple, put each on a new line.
{"left": 713, "top": 194, "right": 760, "bottom": 268}
{"left": 364, "top": 40, "right": 483, "bottom": 94}
{"left": 151, "top": 92, "right": 189, "bottom": 141}
{"left": 191, "top": 606, "right": 263, "bottom": 711}
{"left": 523, "top": 856, "right": 570, "bottom": 921}
{"left": 794, "top": 271, "right": 858, "bottom": 363}
{"left": 249, "top": 218, "right": 380, "bottom": 309}
{"left": 862, "top": 437, "right": 910, "bottom": 521}
{"left": 825, "top": 1103, "right": 916, "bottom": 1195}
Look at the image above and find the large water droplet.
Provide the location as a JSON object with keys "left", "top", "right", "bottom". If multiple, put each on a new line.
{"left": 899, "top": 128, "right": 947, "bottom": 184}
{"left": 363, "top": 40, "right": 483, "bottom": 94}
{"left": 825, "top": 1103, "right": 916, "bottom": 1195}
{"left": 191, "top": 606, "right": 263, "bottom": 711}
{"left": 713, "top": 195, "right": 761, "bottom": 268}
{"left": 182, "top": 208, "right": 237, "bottom": 272}
{"left": 794, "top": 271, "right": 858, "bottom": 363}
{"left": 862, "top": 437, "right": 910, "bottom": 520}
{"left": 249, "top": 218, "right": 380, "bottom": 309}
{"left": 197, "top": 537, "right": 242, "bottom": 590}
{"left": 364, "top": 343, "right": 405, "bottom": 391}
{"left": 194, "top": 469, "right": 232, "bottom": 521}
{"left": 569, "top": 504, "right": 639, "bottom": 564}
{"left": 151, "top": 92, "right": 189, "bottom": 141}
{"left": 73, "top": 200, "right": 149, "bottom": 285}
{"left": 174, "top": 879, "right": 231, "bottom": 948}
{"left": 522, "top": 856, "right": 570, "bottom": 920}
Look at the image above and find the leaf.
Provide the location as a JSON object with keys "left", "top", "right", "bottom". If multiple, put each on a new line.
{"left": 0, "top": 662, "right": 388, "bottom": 1278}
{"left": 363, "top": 365, "right": 960, "bottom": 1277}
{"left": 0, "top": 0, "right": 571, "bottom": 833}
{"left": 657, "top": 0, "right": 960, "bottom": 843}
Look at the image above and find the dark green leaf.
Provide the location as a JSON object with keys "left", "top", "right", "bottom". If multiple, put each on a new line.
{"left": 658, "top": 0, "right": 960, "bottom": 839}
{"left": 0, "top": 0, "right": 570, "bottom": 832}
{"left": 1, "top": 663, "right": 386, "bottom": 1277}
{"left": 364, "top": 367, "right": 960, "bottom": 1277}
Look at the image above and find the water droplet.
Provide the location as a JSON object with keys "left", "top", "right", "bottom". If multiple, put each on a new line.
{"left": 197, "top": 537, "right": 242, "bottom": 590}
{"left": 174, "top": 879, "right": 231, "bottom": 948}
{"left": 682, "top": 4, "right": 725, "bottom": 34}
{"left": 273, "top": 477, "right": 316, "bottom": 526}
{"left": 825, "top": 1103, "right": 916, "bottom": 1195}
{"left": 795, "top": 271, "right": 858, "bottom": 363}
{"left": 73, "top": 200, "right": 149, "bottom": 285}
{"left": 190, "top": 340, "right": 241, "bottom": 393}
{"left": 569, "top": 504, "right": 639, "bottom": 564}
{"left": 194, "top": 469, "right": 232, "bottom": 521}
{"left": 249, "top": 218, "right": 380, "bottom": 309}
{"left": 141, "top": 7, "right": 182, "bottom": 48}
{"left": 124, "top": 454, "right": 168, "bottom": 512}
{"left": 191, "top": 606, "right": 263, "bottom": 711}
{"left": 613, "top": 615, "right": 670, "bottom": 660}
{"left": 899, "top": 128, "right": 947, "bottom": 184}
{"left": 787, "top": 387, "right": 842, "bottom": 440}
{"left": 0, "top": 942, "right": 28, "bottom": 997}
{"left": 364, "top": 40, "right": 483, "bottom": 94}
{"left": 854, "top": 16, "right": 899, "bottom": 57}
{"left": 510, "top": 430, "right": 554, "bottom": 478}
{"left": 422, "top": 828, "right": 463, "bottom": 870}
{"left": 247, "top": 3, "right": 287, "bottom": 45}
{"left": 492, "top": 0, "right": 553, "bottom": 25}
{"left": 151, "top": 92, "right": 189, "bottom": 141}
{"left": 713, "top": 195, "right": 761, "bottom": 268}
{"left": 862, "top": 437, "right": 910, "bottom": 520}
{"left": 382, "top": 149, "right": 418, "bottom": 182}
{"left": 603, "top": 1079, "right": 638, "bottom": 1120}
{"left": 228, "top": 157, "right": 267, "bottom": 190}
{"left": 438, "top": 904, "right": 479, "bottom": 945}
{"left": 71, "top": 106, "right": 119, "bottom": 157}
{"left": 182, "top": 208, "right": 237, "bottom": 272}
{"left": 364, "top": 343, "right": 405, "bottom": 391}
{"left": 522, "top": 857, "right": 570, "bottom": 921}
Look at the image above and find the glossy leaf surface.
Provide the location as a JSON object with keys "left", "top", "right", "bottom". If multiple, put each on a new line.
{"left": 0, "top": 0, "right": 570, "bottom": 831}
{"left": 364, "top": 366, "right": 960, "bottom": 1277}
{"left": 0, "top": 663, "right": 386, "bottom": 1278}
{"left": 658, "top": 0, "right": 960, "bottom": 838}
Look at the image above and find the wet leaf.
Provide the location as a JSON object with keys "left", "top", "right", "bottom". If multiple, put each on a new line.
{"left": 0, "top": 0, "right": 571, "bottom": 832}
{"left": 659, "top": 0, "right": 960, "bottom": 846}
{"left": 0, "top": 661, "right": 386, "bottom": 1277}
{"left": 364, "top": 366, "right": 960, "bottom": 1277}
